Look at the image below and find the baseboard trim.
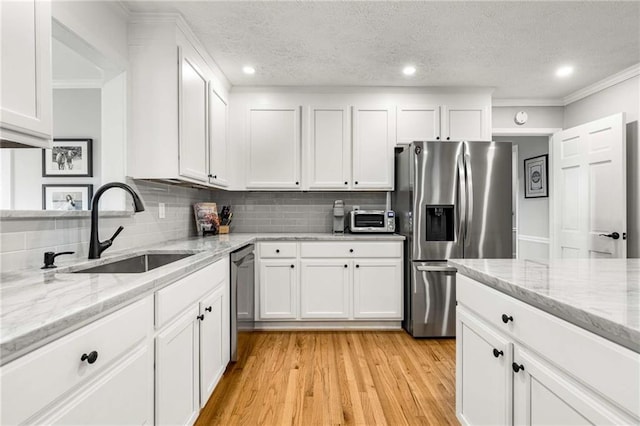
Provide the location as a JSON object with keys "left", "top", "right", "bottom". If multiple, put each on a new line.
{"left": 253, "top": 320, "right": 402, "bottom": 330}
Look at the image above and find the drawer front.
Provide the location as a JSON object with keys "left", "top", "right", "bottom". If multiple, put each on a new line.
{"left": 300, "top": 241, "right": 402, "bottom": 258}
{"left": 156, "top": 256, "right": 228, "bottom": 328}
{"left": 259, "top": 242, "right": 297, "bottom": 258}
{"left": 0, "top": 296, "right": 153, "bottom": 425}
{"left": 458, "top": 275, "right": 640, "bottom": 418}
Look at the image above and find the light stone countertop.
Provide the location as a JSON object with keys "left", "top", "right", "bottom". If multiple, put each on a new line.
{"left": 448, "top": 259, "right": 640, "bottom": 353}
{"left": 0, "top": 233, "right": 404, "bottom": 365}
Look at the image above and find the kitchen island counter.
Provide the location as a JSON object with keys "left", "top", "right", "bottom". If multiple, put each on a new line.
{"left": 449, "top": 258, "right": 640, "bottom": 353}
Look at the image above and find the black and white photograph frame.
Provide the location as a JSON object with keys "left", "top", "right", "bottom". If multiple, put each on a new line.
{"left": 524, "top": 154, "right": 549, "bottom": 198}
{"left": 42, "top": 138, "right": 93, "bottom": 177}
{"left": 42, "top": 184, "right": 93, "bottom": 211}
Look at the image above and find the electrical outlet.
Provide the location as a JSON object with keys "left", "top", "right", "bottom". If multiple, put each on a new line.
{"left": 159, "top": 202, "right": 165, "bottom": 219}
{"left": 353, "top": 205, "right": 360, "bottom": 211}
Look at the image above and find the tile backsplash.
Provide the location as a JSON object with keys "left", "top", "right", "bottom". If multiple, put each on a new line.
{"left": 0, "top": 181, "right": 387, "bottom": 273}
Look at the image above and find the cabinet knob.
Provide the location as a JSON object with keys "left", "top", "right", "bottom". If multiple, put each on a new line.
{"left": 436, "top": 136, "right": 440, "bottom": 140}
{"left": 290, "top": 264, "right": 295, "bottom": 268}
{"left": 208, "top": 174, "right": 213, "bottom": 178}
{"left": 356, "top": 264, "right": 360, "bottom": 268}
{"left": 213, "top": 175, "right": 217, "bottom": 179}
{"left": 81, "top": 351, "right": 99, "bottom": 364}
{"left": 205, "top": 306, "right": 212, "bottom": 312}
{"left": 276, "top": 249, "right": 280, "bottom": 253}
{"left": 295, "top": 181, "right": 299, "bottom": 185}
{"left": 197, "top": 314, "right": 205, "bottom": 321}
{"left": 446, "top": 137, "right": 450, "bottom": 141}
{"left": 492, "top": 348, "right": 504, "bottom": 358}
{"left": 349, "top": 249, "right": 354, "bottom": 253}
{"left": 344, "top": 264, "right": 348, "bottom": 268}
{"left": 512, "top": 362, "right": 525, "bottom": 373}
{"left": 501, "top": 314, "right": 513, "bottom": 324}
{"left": 355, "top": 181, "right": 359, "bottom": 185}
{"left": 344, "top": 181, "right": 348, "bottom": 185}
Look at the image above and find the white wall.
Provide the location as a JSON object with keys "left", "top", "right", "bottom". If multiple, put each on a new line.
{"left": 492, "top": 106, "right": 564, "bottom": 129}
{"left": 563, "top": 75, "right": 640, "bottom": 258}
{"left": 10, "top": 89, "right": 101, "bottom": 210}
{"left": 495, "top": 136, "right": 550, "bottom": 259}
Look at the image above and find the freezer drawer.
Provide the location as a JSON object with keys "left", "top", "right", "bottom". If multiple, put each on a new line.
{"left": 408, "top": 262, "right": 456, "bottom": 337}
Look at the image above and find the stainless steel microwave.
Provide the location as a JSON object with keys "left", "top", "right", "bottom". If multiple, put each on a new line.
{"left": 349, "top": 210, "right": 396, "bottom": 233}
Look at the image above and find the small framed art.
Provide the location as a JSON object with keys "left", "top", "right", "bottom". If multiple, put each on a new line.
{"left": 42, "top": 138, "right": 93, "bottom": 177}
{"left": 42, "top": 184, "right": 93, "bottom": 211}
{"left": 524, "top": 154, "right": 548, "bottom": 198}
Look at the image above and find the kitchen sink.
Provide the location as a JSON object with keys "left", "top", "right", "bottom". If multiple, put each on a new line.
{"left": 72, "top": 253, "right": 195, "bottom": 274}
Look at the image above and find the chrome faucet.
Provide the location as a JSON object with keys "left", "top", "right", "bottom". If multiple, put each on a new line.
{"left": 88, "top": 182, "right": 145, "bottom": 259}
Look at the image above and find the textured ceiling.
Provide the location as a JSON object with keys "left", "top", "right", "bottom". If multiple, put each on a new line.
{"left": 124, "top": 1, "right": 640, "bottom": 100}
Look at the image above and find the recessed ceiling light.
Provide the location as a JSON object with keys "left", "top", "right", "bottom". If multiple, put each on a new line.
{"left": 556, "top": 66, "right": 574, "bottom": 78}
{"left": 403, "top": 66, "right": 416, "bottom": 76}
{"left": 243, "top": 66, "right": 256, "bottom": 75}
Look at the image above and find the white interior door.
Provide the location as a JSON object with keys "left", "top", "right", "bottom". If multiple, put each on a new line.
{"left": 551, "top": 113, "right": 627, "bottom": 258}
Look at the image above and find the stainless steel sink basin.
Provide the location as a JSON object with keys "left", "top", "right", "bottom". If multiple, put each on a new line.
{"left": 72, "top": 253, "right": 195, "bottom": 274}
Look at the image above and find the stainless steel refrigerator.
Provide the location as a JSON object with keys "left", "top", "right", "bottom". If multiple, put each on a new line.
{"left": 392, "top": 140, "right": 512, "bottom": 337}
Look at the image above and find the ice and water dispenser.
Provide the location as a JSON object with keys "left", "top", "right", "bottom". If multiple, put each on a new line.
{"left": 425, "top": 205, "right": 454, "bottom": 241}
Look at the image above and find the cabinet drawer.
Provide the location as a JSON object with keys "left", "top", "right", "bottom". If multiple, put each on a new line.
{"left": 0, "top": 296, "right": 153, "bottom": 425}
{"left": 458, "top": 275, "right": 640, "bottom": 418}
{"left": 300, "top": 241, "right": 401, "bottom": 258}
{"left": 156, "top": 256, "right": 228, "bottom": 328}
{"left": 259, "top": 242, "right": 297, "bottom": 258}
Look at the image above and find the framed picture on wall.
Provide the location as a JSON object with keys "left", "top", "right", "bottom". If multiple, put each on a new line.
{"left": 42, "top": 139, "right": 93, "bottom": 177}
{"left": 42, "top": 184, "right": 93, "bottom": 211}
{"left": 524, "top": 154, "right": 548, "bottom": 198}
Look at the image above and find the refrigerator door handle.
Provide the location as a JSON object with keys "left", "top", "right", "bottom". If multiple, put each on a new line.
{"left": 457, "top": 154, "right": 466, "bottom": 244}
{"left": 464, "top": 152, "right": 474, "bottom": 247}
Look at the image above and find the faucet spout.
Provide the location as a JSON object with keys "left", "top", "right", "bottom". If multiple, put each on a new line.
{"left": 88, "top": 182, "right": 145, "bottom": 259}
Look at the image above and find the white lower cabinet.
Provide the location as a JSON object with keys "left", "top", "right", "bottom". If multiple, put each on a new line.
{"left": 259, "top": 259, "right": 298, "bottom": 319}
{"left": 257, "top": 241, "right": 403, "bottom": 323}
{"left": 352, "top": 259, "right": 402, "bottom": 319}
{"left": 300, "top": 260, "right": 350, "bottom": 319}
{"left": 456, "top": 275, "right": 640, "bottom": 425}
{"left": 155, "top": 256, "right": 231, "bottom": 425}
{"left": 156, "top": 305, "right": 200, "bottom": 426}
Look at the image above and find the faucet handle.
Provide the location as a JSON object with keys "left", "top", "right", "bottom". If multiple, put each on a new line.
{"left": 41, "top": 251, "right": 75, "bottom": 269}
{"left": 109, "top": 226, "right": 124, "bottom": 242}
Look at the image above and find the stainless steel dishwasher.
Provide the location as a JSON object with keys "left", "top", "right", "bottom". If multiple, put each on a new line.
{"left": 230, "top": 244, "right": 254, "bottom": 362}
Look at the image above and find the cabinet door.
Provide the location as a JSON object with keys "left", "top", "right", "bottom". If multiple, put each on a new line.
{"left": 156, "top": 305, "right": 200, "bottom": 426}
{"left": 41, "top": 344, "right": 154, "bottom": 426}
{"left": 246, "top": 106, "right": 301, "bottom": 189}
{"left": 0, "top": 0, "right": 52, "bottom": 147}
{"left": 199, "top": 286, "right": 227, "bottom": 408}
{"left": 300, "top": 260, "right": 350, "bottom": 319}
{"left": 441, "top": 105, "right": 490, "bottom": 141}
{"left": 259, "top": 259, "right": 298, "bottom": 319}
{"left": 513, "top": 346, "right": 631, "bottom": 425}
{"left": 307, "top": 106, "right": 351, "bottom": 190}
{"left": 352, "top": 106, "right": 394, "bottom": 190}
{"left": 396, "top": 105, "right": 440, "bottom": 144}
{"left": 179, "top": 47, "right": 209, "bottom": 182}
{"left": 209, "top": 87, "right": 229, "bottom": 187}
{"left": 352, "top": 259, "right": 402, "bottom": 319}
{"left": 456, "top": 307, "right": 512, "bottom": 426}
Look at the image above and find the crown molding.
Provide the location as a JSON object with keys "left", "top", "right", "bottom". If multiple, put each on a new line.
{"left": 492, "top": 98, "right": 564, "bottom": 107}
{"left": 563, "top": 63, "right": 640, "bottom": 105}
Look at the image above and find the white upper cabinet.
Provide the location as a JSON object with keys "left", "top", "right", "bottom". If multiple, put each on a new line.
{"left": 208, "top": 88, "right": 229, "bottom": 187}
{"left": 306, "top": 106, "right": 351, "bottom": 190}
{"left": 352, "top": 106, "right": 395, "bottom": 190}
{"left": 179, "top": 47, "right": 209, "bottom": 182}
{"left": 441, "top": 105, "right": 491, "bottom": 141}
{"left": 128, "top": 17, "right": 230, "bottom": 187}
{"left": 246, "top": 106, "right": 301, "bottom": 189}
{"left": 0, "top": 0, "right": 52, "bottom": 148}
{"left": 396, "top": 105, "right": 440, "bottom": 144}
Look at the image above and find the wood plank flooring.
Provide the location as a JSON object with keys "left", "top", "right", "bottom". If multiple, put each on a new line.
{"left": 195, "top": 331, "right": 457, "bottom": 426}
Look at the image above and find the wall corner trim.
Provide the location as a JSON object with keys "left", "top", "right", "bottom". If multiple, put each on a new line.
{"left": 563, "top": 63, "right": 640, "bottom": 106}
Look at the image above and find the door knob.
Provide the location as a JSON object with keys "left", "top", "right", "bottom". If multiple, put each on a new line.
{"left": 599, "top": 232, "right": 620, "bottom": 240}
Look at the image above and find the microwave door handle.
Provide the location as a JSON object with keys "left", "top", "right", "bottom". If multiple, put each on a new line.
{"left": 464, "top": 152, "right": 473, "bottom": 247}
{"left": 457, "top": 155, "right": 466, "bottom": 244}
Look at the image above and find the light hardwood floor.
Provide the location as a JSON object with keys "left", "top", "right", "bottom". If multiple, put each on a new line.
{"left": 195, "top": 331, "right": 457, "bottom": 425}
